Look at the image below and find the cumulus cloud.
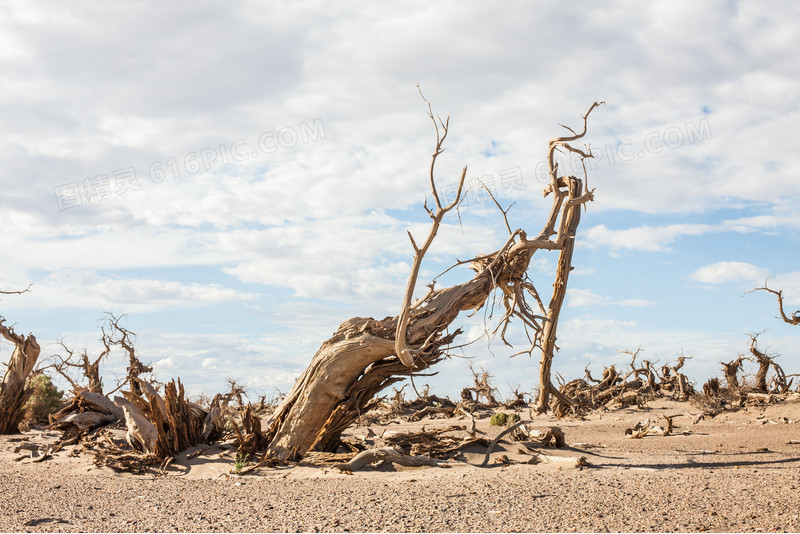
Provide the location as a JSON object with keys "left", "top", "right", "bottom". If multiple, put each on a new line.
{"left": 2, "top": 1, "right": 800, "bottom": 396}
{"left": 11, "top": 271, "right": 255, "bottom": 312}
{"left": 583, "top": 223, "right": 716, "bottom": 252}
{"left": 689, "top": 261, "right": 770, "bottom": 285}
{"left": 568, "top": 289, "right": 610, "bottom": 307}
{"left": 617, "top": 299, "right": 656, "bottom": 307}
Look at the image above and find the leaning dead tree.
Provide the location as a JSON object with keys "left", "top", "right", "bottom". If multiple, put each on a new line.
{"left": 261, "top": 97, "right": 602, "bottom": 460}
{"left": 0, "top": 317, "right": 41, "bottom": 433}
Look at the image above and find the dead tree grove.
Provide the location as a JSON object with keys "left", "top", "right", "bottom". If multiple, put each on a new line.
{"left": 262, "top": 98, "right": 603, "bottom": 460}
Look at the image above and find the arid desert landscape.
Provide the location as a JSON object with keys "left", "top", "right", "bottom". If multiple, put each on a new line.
{"left": 3, "top": 387, "right": 800, "bottom": 533}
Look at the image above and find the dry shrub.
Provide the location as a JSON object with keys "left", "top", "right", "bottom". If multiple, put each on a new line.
{"left": 21, "top": 373, "right": 66, "bottom": 428}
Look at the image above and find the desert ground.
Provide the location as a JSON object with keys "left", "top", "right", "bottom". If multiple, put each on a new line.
{"left": 2, "top": 396, "right": 800, "bottom": 533}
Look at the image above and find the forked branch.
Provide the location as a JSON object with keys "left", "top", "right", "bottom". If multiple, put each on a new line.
{"left": 395, "top": 90, "right": 467, "bottom": 367}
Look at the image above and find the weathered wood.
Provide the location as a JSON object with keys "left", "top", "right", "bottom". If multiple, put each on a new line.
{"left": 0, "top": 319, "right": 41, "bottom": 433}
{"left": 535, "top": 176, "right": 583, "bottom": 413}
{"left": 202, "top": 394, "right": 221, "bottom": 442}
{"left": 262, "top": 103, "right": 601, "bottom": 460}
{"left": 115, "top": 396, "right": 158, "bottom": 453}
{"left": 332, "top": 447, "right": 441, "bottom": 472}
{"left": 408, "top": 405, "right": 456, "bottom": 421}
{"left": 51, "top": 411, "right": 117, "bottom": 432}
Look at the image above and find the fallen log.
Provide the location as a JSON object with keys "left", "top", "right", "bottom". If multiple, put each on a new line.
{"left": 49, "top": 390, "right": 124, "bottom": 444}
{"left": 332, "top": 447, "right": 442, "bottom": 471}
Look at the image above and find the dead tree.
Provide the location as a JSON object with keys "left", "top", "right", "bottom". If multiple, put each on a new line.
{"left": 0, "top": 318, "right": 41, "bottom": 433}
{"left": 114, "top": 378, "right": 218, "bottom": 459}
{"left": 721, "top": 356, "right": 745, "bottom": 389}
{"left": 0, "top": 285, "right": 31, "bottom": 296}
{"left": 47, "top": 341, "right": 108, "bottom": 395}
{"left": 748, "top": 333, "right": 790, "bottom": 393}
{"left": 260, "top": 98, "right": 602, "bottom": 460}
{"left": 45, "top": 313, "right": 153, "bottom": 397}
{"left": 463, "top": 363, "right": 499, "bottom": 406}
{"left": 101, "top": 313, "right": 153, "bottom": 395}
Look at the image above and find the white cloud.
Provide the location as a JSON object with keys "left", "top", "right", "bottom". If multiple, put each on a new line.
{"left": 690, "top": 261, "right": 770, "bottom": 285}
{"left": 617, "top": 299, "right": 656, "bottom": 307}
{"left": 2, "top": 1, "right": 800, "bottom": 398}
{"left": 11, "top": 271, "right": 255, "bottom": 312}
{"left": 568, "top": 289, "right": 610, "bottom": 307}
{"left": 568, "top": 290, "right": 655, "bottom": 308}
{"left": 583, "top": 223, "right": 716, "bottom": 252}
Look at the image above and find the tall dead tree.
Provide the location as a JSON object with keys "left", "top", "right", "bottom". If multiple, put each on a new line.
{"left": 0, "top": 318, "right": 41, "bottom": 433}
{"left": 262, "top": 97, "right": 602, "bottom": 460}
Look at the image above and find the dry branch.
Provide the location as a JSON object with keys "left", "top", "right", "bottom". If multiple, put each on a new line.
{"left": 750, "top": 280, "right": 800, "bottom": 326}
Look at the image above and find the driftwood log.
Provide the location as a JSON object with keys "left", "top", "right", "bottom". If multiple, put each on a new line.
{"left": 332, "top": 447, "right": 442, "bottom": 472}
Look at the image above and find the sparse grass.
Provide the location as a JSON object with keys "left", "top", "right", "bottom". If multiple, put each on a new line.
{"left": 232, "top": 452, "right": 250, "bottom": 474}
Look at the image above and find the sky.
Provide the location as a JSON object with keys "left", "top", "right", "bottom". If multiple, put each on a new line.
{"left": 1, "top": 1, "right": 799, "bottom": 402}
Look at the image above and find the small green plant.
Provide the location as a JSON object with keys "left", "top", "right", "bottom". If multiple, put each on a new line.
{"left": 232, "top": 452, "right": 250, "bottom": 474}
{"left": 22, "top": 373, "right": 65, "bottom": 428}
{"left": 490, "top": 412, "right": 520, "bottom": 427}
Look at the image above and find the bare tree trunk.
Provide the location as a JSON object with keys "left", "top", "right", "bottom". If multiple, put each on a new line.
{"left": 721, "top": 357, "right": 744, "bottom": 389}
{"left": 535, "top": 177, "right": 582, "bottom": 413}
{"left": 47, "top": 342, "right": 107, "bottom": 395}
{"left": 0, "top": 318, "right": 41, "bottom": 433}
{"left": 265, "top": 280, "right": 490, "bottom": 460}
{"left": 748, "top": 334, "right": 788, "bottom": 394}
{"left": 262, "top": 100, "right": 602, "bottom": 460}
{"left": 750, "top": 335, "right": 771, "bottom": 393}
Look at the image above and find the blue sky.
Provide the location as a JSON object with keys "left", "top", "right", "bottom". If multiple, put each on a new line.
{"left": 1, "top": 1, "right": 798, "bottom": 400}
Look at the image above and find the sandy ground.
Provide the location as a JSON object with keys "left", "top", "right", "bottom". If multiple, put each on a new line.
{"left": 2, "top": 396, "right": 800, "bottom": 533}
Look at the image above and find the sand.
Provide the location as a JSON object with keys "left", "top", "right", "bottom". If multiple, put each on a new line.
{"left": 2, "top": 396, "right": 800, "bottom": 533}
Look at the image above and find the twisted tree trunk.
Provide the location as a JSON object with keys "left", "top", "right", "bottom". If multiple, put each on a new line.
{"left": 0, "top": 319, "right": 41, "bottom": 433}
{"left": 262, "top": 100, "right": 602, "bottom": 460}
